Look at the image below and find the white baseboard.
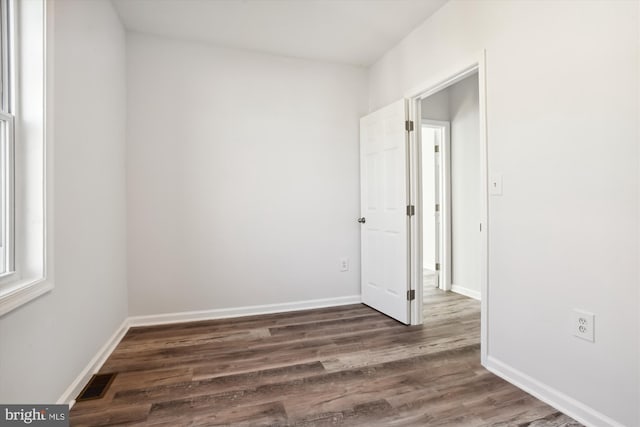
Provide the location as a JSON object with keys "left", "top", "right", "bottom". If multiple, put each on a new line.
{"left": 58, "top": 295, "right": 362, "bottom": 407}
{"left": 57, "top": 318, "right": 130, "bottom": 408}
{"left": 451, "top": 284, "right": 481, "bottom": 301}
{"left": 57, "top": 297, "right": 625, "bottom": 427}
{"left": 485, "top": 356, "right": 625, "bottom": 427}
{"left": 128, "top": 295, "right": 362, "bottom": 327}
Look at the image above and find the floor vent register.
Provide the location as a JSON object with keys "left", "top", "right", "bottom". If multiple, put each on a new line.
{"left": 75, "top": 373, "right": 117, "bottom": 402}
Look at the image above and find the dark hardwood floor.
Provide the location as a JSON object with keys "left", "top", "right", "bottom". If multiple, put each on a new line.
{"left": 69, "top": 289, "right": 581, "bottom": 426}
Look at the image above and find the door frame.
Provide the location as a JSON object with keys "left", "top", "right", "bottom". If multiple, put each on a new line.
{"left": 420, "top": 119, "right": 451, "bottom": 293}
{"left": 405, "top": 50, "right": 489, "bottom": 365}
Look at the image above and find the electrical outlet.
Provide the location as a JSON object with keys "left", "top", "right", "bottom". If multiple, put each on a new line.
{"left": 573, "top": 309, "right": 595, "bottom": 342}
{"left": 340, "top": 257, "right": 349, "bottom": 272}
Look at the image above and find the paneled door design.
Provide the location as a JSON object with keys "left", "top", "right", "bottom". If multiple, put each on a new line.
{"left": 359, "top": 99, "right": 410, "bottom": 324}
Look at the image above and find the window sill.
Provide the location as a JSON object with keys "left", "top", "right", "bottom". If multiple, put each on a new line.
{"left": 0, "top": 270, "right": 16, "bottom": 281}
{"left": 0, "top": 278, "right": 53, "bottom": 317}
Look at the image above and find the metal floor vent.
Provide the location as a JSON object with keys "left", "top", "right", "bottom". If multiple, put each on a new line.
{"left": 76, "top": 373, "right": 117, "bottom": 402}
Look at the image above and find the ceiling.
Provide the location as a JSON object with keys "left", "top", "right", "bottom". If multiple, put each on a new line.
{"left": 111, "top": 0, "right": 448, "bottom": 67}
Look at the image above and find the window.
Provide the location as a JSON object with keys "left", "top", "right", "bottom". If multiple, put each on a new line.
{"left": 0, "top": 0, "right": 13, "bottom": 277}
{"left": 0, "top": 0, "right": 49, "bottom": 316}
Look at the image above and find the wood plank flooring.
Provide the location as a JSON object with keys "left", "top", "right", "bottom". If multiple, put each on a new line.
{"left": 70, "top": 289, "right": 581, "bottom": 426}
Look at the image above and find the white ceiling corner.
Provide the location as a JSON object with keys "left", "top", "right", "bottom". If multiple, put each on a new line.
{"left": 111, "top": 0, "right": 448, "bottom": 67}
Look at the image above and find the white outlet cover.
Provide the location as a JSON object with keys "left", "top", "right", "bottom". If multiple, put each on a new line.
{"left": 573, "top": 309, "right": 595, "bottom": 342}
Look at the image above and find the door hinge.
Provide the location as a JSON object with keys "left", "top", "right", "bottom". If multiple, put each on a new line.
{"left": 405, "top": 120, "right": 414, "bottom": 132}
{"left": 406, "top": 205, "right": 415, "bottom": 216}
{"left": 407, "top": 289, "right": 415, "bottom": 301}
{"left": 435, "top": 263, "right": 440, "bottom": 271}
{"left": 434, "top": 145, "right": 440, "bottom": 153}
{"left": 435, "top": 204, "right": 440, "bottom": 212}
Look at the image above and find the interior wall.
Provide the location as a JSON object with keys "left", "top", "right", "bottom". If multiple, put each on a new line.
{"left": 637, "top": 3, "right": 640, "bottom": 425}
{"left": 420, "top": 88, "right": 449, "bottom": 121}
{"left": 126, "top": 33, "right": 367, "bottom": 316}
{"left": 449, "top": 75, "right": 480, "bottom": 296}
{"left": 0, "top": 0, "right": 128, "bottom": 403}
{"left": 369, "top": 1, "right": 639, "bottom": 425}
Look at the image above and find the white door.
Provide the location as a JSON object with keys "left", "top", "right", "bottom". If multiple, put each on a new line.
{"left": 359, "top": 99, "right": 410, "bottom": 324}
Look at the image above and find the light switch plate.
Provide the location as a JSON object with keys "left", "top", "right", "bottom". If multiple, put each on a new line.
{"left": 489, "top": 174, "right": 503, "bottom": 196}
{"left": 340, "top": 257, "right": 349, "bottom": 272}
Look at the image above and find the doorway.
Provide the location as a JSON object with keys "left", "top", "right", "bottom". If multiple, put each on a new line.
{"left": 358, "top": 54, "right": 488, "bottom": 362}
{"left": 407, "top": 57, "right": 488, "bottom": 363}
{"left": 419, "top": 73, "right": 481, "bottom": 304}
{"left": 420, "top": 120, "right": 449, "bottom": 293}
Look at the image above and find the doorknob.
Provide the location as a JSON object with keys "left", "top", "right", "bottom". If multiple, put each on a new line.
{"left": 357, "top": 217, "right": 366, "bottom": 224}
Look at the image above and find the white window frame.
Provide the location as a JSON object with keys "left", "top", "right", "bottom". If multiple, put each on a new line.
{"left": 0, "top": 0, "right": 16, "bottom": 280}
{"left": 0, "top": 0, "right": 51, "bottom": 317}
{"left": 0, "top": 110, "right": 15, "bottom": 279}
{"left": 0, "top": 0, "right": 11, "bottom": 110}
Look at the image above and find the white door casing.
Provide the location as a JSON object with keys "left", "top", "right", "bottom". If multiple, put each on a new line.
{"left": 359, "top": 99, "right": 410, "bottom": 325}
{"left": 422, "top": 120, "right": 451, "bottom": 292}
{"left": 420, "top": 125, "right": 437, "bottom": 274}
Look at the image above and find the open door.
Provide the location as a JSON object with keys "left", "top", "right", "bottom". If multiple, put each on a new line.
{"left": 359, "top": 99, "right": 411, "bottom": 324}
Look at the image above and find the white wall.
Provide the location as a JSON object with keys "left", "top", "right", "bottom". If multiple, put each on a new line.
{"left": 637, "top": 3, "right": 640, "bottom": 425}
{"left": 0, "top": 0, "right": 128, "bottom": 403}
{"left": 370, "top": 1, "right": 639, "bottom": 426}
{"left": 421, "top": 88, "right": 449, "bottom": 121}
{"left": 126, "top": 33, "right": 367, "bottom": 316}
{"left": 449, "top": 75, "right": 480, "bottom": 296}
